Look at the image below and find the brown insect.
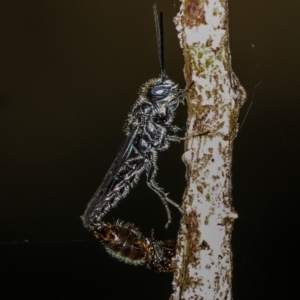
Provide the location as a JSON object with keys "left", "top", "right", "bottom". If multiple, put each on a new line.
{"left": 89, "top": 220, "right": 175, "bottom": 272}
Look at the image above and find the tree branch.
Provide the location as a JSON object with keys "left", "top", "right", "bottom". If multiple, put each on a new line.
{"left": 170, "top": 1, "right": 246, "bottom": 299}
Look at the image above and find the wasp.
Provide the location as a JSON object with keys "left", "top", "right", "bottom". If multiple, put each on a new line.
{"left": 82, "top": 5, "right": 187, "bottom": 229}
{"left": 90, "top": 220, "right": 175, "bottom": 272}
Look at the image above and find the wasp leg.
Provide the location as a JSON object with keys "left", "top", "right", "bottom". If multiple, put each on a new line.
{"left": 165, "top": 125, "right": 185, "bottom": 132}
{"left": 103, "top": 156, "right": 146, "bottom": 213}
{"left": 165, "top": 135, "right": 186, "bottom": 142}
{"left": 145, "top": 152, "right": 183, "bottom": 228}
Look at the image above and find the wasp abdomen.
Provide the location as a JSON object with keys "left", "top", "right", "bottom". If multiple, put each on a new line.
{"left": 90, "top": 221, "right": 175, "bottom": 272}
{"left": 92, "top": 221, "right": 148, "bottom": 265}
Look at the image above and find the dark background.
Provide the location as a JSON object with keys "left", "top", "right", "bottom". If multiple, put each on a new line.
{"left": 0, "top": 1, "right": 299, "bottom": 299}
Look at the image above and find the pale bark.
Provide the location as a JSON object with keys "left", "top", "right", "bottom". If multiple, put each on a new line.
{"left": 170, "top": 1, "right": 246, "bottom": 299}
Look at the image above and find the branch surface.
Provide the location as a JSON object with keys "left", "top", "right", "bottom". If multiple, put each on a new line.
{"left": 170, "top": 1, "right": 246, "bottom": 299}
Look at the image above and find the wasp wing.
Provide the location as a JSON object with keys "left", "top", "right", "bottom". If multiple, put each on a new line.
{"left": 82, "top": 124, "right": 141, "bottom": 227}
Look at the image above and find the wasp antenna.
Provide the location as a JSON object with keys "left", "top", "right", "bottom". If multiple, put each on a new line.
{"left": 153, "top": 4, "right": 166, "bottom": 80}
{"left": 159, "top": 11, "right": 165, "bottom": 79}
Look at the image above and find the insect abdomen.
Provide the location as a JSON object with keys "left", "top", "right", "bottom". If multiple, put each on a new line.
{"left": 91, "top": 221, "right": 148, "bottom": 265}
{"left": 90, "top": 221, "right": 175, "bottom": 272}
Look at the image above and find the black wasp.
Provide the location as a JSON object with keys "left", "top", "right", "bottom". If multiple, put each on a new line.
{"left": 82, "top": 4, "right": 187, "bottom": 229}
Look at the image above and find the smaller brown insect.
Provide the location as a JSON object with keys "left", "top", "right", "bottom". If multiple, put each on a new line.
{"left": 89, "top": 220, "right": 175, "bottom": 272}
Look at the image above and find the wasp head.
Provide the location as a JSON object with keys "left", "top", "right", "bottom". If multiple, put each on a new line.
{"left": 140, "top": 77, "right": 185, "bottom": 112}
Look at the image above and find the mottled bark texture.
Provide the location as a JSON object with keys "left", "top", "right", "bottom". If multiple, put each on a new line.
{"left": 170, "top": 1, "right": 246, "bottom": 299}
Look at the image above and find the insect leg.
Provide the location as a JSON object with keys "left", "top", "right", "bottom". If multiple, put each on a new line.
{"left": 145, "top": 151, "right": 183, "bottom": 228}
{"left": 165, "top": 134, "right": 186, "bottom": 142}
{"left": 92, "top": 156, "right": 146, "bottom": 221}
{"left": 165, "top": 125, "right": 184, "bottom": 132}
{"left": 107, "top": 156, "right": 145, "bottom": 197}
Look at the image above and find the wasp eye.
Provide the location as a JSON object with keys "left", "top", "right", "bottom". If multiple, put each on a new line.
{"left": 150, "top": 86, "right": 170, "bottom": 98}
